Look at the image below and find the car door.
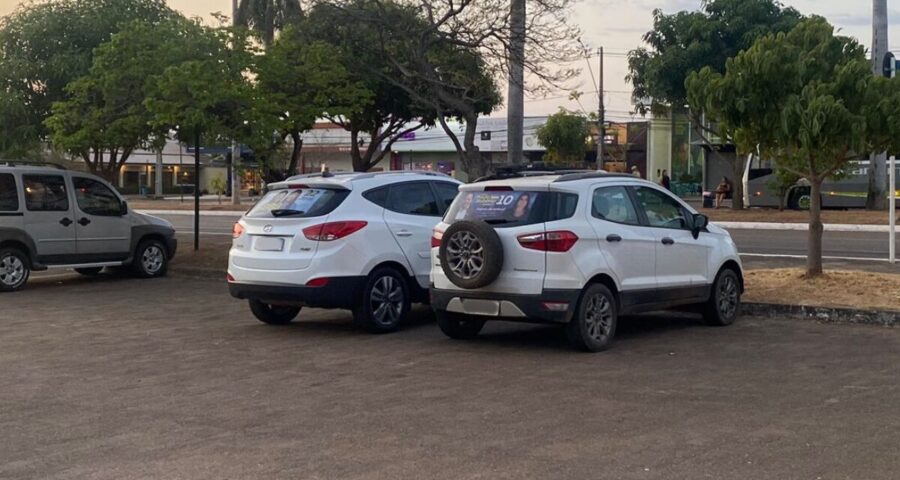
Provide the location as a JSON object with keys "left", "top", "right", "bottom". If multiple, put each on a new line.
{"left": 71, "top": 176, "right": 131, "bottom": 260}
{"left": 587, "top": 185, "right": 657, "bottom": 292}
{"left": 21, "top": 173, "right": 77, "bottom": 262}
{"left": 630, "top": 186, "right": 710, "bottom": 289}
{"left": 383, "top": 181, "right": 443, "bottom": 289}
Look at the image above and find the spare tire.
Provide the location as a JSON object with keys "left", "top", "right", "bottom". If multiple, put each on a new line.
{"left": 439, "top": 220, "right": 504, "bottom": 289}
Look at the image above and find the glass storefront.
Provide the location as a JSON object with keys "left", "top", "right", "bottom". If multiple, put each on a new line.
{"left": 670, "top": 113, "right": 703, "bottom": 198}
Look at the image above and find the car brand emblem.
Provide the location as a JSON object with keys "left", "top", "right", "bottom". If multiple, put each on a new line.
{"left": 263, "top": 225, "right": 273, "bottom": 233}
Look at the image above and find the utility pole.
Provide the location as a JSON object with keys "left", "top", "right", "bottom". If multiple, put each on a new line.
{"left": 596, "top": 47, "right": 605, "bottom": 171}
{"left": 230, "top": 0, "right": 242, "bottom": 205}
{"left": 507, "top": 0, "right": 526, "bottom": 165}
{"left": 868, "top": 0, "right": 889, "bottom": 210}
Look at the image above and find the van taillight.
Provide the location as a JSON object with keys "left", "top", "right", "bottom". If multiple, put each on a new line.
{"left": 517, "top": 231, "right": 578, "bottom": 252}
{"left": 303, "top": 221, "right": 367, "bottom": 241}
{"left": 431, "top": 228, "right": 444, "bottom": 248}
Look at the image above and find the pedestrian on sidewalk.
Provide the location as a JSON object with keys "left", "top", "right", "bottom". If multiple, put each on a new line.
{"left": 631, "top": 166, "right": 642, "bottom": 178}
{"left": 661, "top": 169, "right": 671, "bottom": 191}
{"left": 715, "top": 176, "right": 732, "bottom": 209}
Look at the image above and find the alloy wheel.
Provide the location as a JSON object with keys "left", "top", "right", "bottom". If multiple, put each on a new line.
{"left": 0, "top": 254, "right": 25, "bottom": 287}
{"left": 718, "top": 275, "right": 739, "bottom": 319}
{"left": 584, "top": 293, "right": 613, "bottom": 340}
{"left": 445, "top": 231, "right": 484, "bottom": 280}
{"left": 142, "top": 246, "right": 164, "bottom": 274}
{"left": 370, "top": 275, "right": 404, "bottom": 326}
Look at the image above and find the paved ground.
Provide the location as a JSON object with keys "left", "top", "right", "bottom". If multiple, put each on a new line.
{"left": 3, "top": 274, "right": 900, "bottom": 479}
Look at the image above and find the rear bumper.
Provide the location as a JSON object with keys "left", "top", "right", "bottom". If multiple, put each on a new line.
{"left": 228, "top": 276, "right": 366, "bottom": 308}
{"left": 430, "top": 287, "right": 582, "bottom": 324}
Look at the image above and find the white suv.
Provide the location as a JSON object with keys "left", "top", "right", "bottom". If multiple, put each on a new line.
{"left": 430, "top": 172, "right": 743, "bottom": 352}
{"left": 228, "top": 171, "right": 461, "bottom": 333}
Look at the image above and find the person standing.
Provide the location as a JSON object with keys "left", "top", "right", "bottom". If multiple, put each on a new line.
{"left": 631, "top": 166, "right": 641, "bottom": 178}
{"left": 661, "top": 169, "right": 671, "bottom": 191}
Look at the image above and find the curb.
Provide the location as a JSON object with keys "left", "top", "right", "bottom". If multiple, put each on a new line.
{"left": 138, "top": 210, "right": 244, "bottom": 217}
{"left": 715, "top": 221, "right": 893, "bottom": 232}
{"left": 743, "top": 302, "right": 900, "bottom": 326}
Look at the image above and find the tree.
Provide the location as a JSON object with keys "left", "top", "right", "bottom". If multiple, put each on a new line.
{"left": 0, "top": 0, "right": 173, "bottom": 156}
{"left": 627, "top": 0, "right": 802, "bottom": 209}
{"left": 236, "top": 0, "right": 302, "bottom": 48}
{"left": 210, "top": 175, "right": 227, "bottom": 204}
{"left": 45, "top": 17, "right": 216, "bottom": 181}
{"left": 536, "top": 109, "right": 589, "bottom": 165}
{"left": 687, "top": 17, "right": 900, "bottom": 276}
{"left": 299, "top": 2, "right": 435, "bottom": 172}
{"left": 258, "top": 28, "right": 371, "bottom": 175}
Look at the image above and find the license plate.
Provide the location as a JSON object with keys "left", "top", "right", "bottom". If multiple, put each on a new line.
{"left": 255, "top": 236, "right": 285, "bottom": 252}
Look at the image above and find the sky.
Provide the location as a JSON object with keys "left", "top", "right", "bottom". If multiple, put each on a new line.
{"left": 2, "top": 0, "right": 899, "bottom": 120}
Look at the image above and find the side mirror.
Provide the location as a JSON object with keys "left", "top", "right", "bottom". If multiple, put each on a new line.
{"left": 691, "top": 213, "right": 709, "bottom": 239}
{"left": 121, "top": 200, "right": 128, "bottom": 215}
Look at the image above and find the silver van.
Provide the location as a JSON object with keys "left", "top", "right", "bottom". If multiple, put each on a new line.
{"left": 0, "top": 163, "right": 177, "bottom": 292}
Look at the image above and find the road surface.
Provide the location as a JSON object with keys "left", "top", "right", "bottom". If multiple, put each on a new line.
{"left": 152, "top": 212, "right": 900, "bottom": 262}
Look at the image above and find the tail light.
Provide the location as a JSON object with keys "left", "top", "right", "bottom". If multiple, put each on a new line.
{"left": 303, "top": 221, "right": 367, "bottom": 241}
{"left": 431, "top": 228, "right": 444, "bottom": 248}
{"left": 517, "top": 231, "right": 578, "bottom": 252}
{"left": 226, "top": 273, "right": 235, "bottom": 282}
{"left": 232, "top": 222, "right": 245, "bottom": 239}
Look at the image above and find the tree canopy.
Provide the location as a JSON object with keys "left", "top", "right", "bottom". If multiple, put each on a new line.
{"left": 235, "top": 0, "right": 302, "bottom": 48}
{"left": 687, "top": 17, "right": 900, "bottom": 276}
{"left": 536, "top": 109, "right": 589, "bottom": 165}
{"left": 0, "top": 0, "right": 174, "bottom": 156}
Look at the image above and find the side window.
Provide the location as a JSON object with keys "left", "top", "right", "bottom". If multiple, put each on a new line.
{"left": 592, "top": 186, "right": 639, "bottom": 225}
{"left": 550, "top": 193, "right": 579, "bottom": 221}
{"left": 23, "top": 175, "right": 69, "bottom": 212}
{"left": 387, "top": 182, "right": 440, "bottom": 216}
{"left": 72, "top": 177, "right": 123, "bottom": 216}
{"left": 432, "top": 182, "right": 459, "bottom": 214}
{"left": 0, "top": 174, "right": 19, "bottom": 211}
{"left": 633, "top": 187, "right": 689, "bottom": 229}
{"left": 363, "top": 186, "right": 389, "bottom": 207}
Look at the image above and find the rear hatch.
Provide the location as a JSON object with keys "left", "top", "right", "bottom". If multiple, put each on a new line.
{"left": 437, "top": 185, "right": 551, "bottom": 295}
{"left": 232, "top": 185, "right": 350, "bottom": 271}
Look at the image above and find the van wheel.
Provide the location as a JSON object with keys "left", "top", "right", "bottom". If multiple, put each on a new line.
{"left": 75, "top": 267, "right": 103, "bottom": 276}
{"left": 703, "top": 269, "right": 741, "bottom": 326}
{"left": 566, "top": 284, "right": 618, "bottom": 352}
{"left": 249, "top": 300, "right": 300, "bottom": 325}
{"left": 436, "top": 310, "right": 485, "bottom": 340}
{"left": 353, "top": 267, "right": 410, "bottom": 334}
{"left": 132, "top": 239, "right": 168, "bottom": 278}
{"left": 0, "top": 247, "right": 30, "bottom": 292}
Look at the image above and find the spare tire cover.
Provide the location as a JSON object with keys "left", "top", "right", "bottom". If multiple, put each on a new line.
{"left": 439, "top": 220, "right": 504, "bottom": 289}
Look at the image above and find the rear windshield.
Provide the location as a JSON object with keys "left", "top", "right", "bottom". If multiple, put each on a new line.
{"left": 247, "top": 188, "right": 349, "bottom": 218}
{"left": 444, "top": 190, "right": 549, "bottom": 227}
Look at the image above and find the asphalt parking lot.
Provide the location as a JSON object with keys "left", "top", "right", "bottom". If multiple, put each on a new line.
{"left": 2, "top": 274, "right": 900, "bottom": 479}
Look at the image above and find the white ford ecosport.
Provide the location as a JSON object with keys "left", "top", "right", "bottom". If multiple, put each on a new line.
{"left": 228, "top": 171, "right": 461, "bottom": 333}
{"left": 430, "top": 172, "right": 743, "bottom": 352}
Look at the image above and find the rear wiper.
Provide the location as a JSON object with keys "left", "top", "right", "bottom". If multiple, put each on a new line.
{"left": 271, "top": 209, "right": 306, "bottom": 217}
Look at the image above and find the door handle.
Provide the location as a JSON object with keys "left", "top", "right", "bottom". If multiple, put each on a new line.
{"left": 59, "top": 218, "right": 72, "bottom": 227}
{"left": 661, "top": 237, "right": 675, "bottom": 245}
{"left": 396, "top": 230, "right": 413, "bottom": 237}
{"left": 605, "top": 234, "right": 622, "bottom": 242}
{"left": 78, "top": 217, "right": 91, "bottom": 226}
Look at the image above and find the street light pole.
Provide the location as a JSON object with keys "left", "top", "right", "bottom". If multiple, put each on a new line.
{"left": 230, "top": 0, "right": 242, "bottom": 205}
{"left": 597, "top": 47, "right": 605, "bottom": 171}
{"left": 890, "top": 155, "right": 896, "bottom": 264}
{"left": 194, "top": 130, "right": 201, "bottom": 252}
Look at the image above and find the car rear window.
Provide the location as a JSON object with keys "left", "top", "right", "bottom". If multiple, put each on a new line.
{"left": 246, "top": 188, "right": 349, "bottom": 218}
{"left": 0, "top": 174, "right": 18, "bottom": 211}
{"left": 444, "top": 190, "right": 549, "bottom": 228}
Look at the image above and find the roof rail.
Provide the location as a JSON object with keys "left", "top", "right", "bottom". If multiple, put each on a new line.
{"left": 350, "top": 170, "right": 450, "bottom": 181}
{"left": 552, "top": 172, "right": 635, "bottom": 183}
{"left": 0, "top": 160, "right": 67, "bottom": 170}
{"left": 284, "top": 171, "right": 357, "bottom": 182}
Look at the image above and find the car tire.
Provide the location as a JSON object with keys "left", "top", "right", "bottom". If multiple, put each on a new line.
{"left": 0, "top": 247, "right": 30, "bottom": 293}
{"left": 352, "top": 267, "right": 410, "bottom": 334}
{"left": 249, "top": 300, "right": 300, "bottom": 325}
{"left": 703, "top": 268, "right": 741, "bottom": 326}
{"left": 439, "top": 220, "right": 504, "bottom": 289}
{"left": 435, "top": 310, "right": 486, "bottom": 340}
{"left": 566, "top": 284, "right": 618, "bottom": 352}
{"left": 132, "top": 239, "right": 168, "bottom": 278}
{"left": 75, "top": 267, "right": 103, "bottom": 276}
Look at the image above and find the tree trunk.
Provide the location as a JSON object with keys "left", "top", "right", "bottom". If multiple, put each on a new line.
{"left": 288, "top": 131, "right": 303, "bottom": 174}
{"left": 350, "top": 128, "right": 366, "bottom": 172}
{"left": 806, "top": 178, "right": 824, "bottom": 277}
{"left": 462, "top": 114, "right": 489, "bottom": 179}
{"left": 866, "top": 152, "right": 888, "bottom": 210}
{"left": 507, "top": 0, "right": 526, "bottom": 165}
{"left": 731, "top": 154, "right": 745, "bottom": 210}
